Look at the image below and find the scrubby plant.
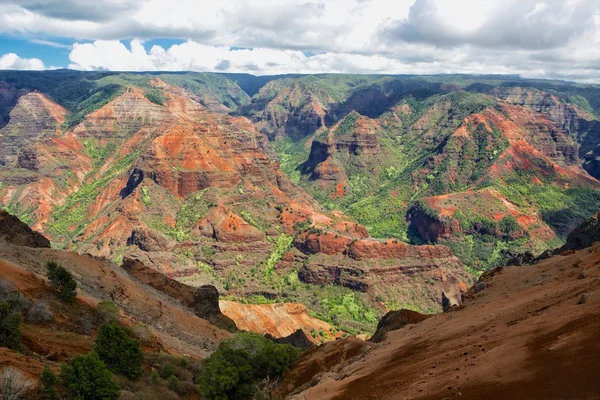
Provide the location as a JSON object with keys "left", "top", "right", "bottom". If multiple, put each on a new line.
{"left": 95, "top": 300, "right": 119, "bottom": 322}
{"left": 167, "top": 375, "right": 180, "bottom": 393}
{"left": 46, "top": 261, "right": 77, "bottom": 302}
{"left": 94, "top": 321, "right": 142, "bottom": 379}
{"left": 0, "top": 302, "right": 22, "bottom": 350}
{"left": 27, "top": 301, "right": 53, "bottom": 325}
{"left": 39, "top": 365, "right": 57, "bottom": 400}
{"left": 60, "top": 352, "right": 120, "bottom": 400}
{"left": 130, "top": 323, "right": 154, "bottom": 346}
{"left": 198, "top": 332, "right": 299, "bottom": 400}
{"left": 0, "top": 367, "right": 34, "bottom": 400}
{"left": 159, "top": 363, "right": 175, "bottom": 379}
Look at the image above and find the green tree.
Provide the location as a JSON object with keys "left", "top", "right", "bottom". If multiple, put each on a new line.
{"left": 39, "top": 365, "right": 57, "bottom": 400}
{"left": 0, "top": 302, "right": 22, "bottom": 350}
{"left": 93, "top": 321, "right": 142, "bottom": 379}
{"left": 60, "top": 352, "right": 120, "bottom": 400}
{"left": 46, "top": 261, "right": 77, "bottom": 302}
{"left": 198, "top": 332, "right": 299, "bottom": 400}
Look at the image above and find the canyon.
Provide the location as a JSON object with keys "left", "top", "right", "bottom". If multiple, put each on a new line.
{"left": 0, "top": 71, "right": 600, "bottom": 399}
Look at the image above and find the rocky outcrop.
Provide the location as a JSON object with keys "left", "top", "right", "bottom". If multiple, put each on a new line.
{"left": 295, "top": 230, "right": 456, "bottom": 260}
{"left": 295, "top": 231, "right": 470, "bottom": 309}
{"left": 121, "top": 257, "right": 237, "bottom": 332}
{"left": 556, "top": 210, "right": 600, "bottom": 252}
{"left": 265, "top": 329, "right": 314, "bottom": 351}
{"left": 0, "top": 210, "right": 51, "bottom": 248}
{"left": 127, "top": 228, "right": 176, "bottom": 252}
{"left": 369, "top": 309, "right": 431, "bottom": 343}
{"left": 195, "top": 206, "right": 266, "bottom": 243}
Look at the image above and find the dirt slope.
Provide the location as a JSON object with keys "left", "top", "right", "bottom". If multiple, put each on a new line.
{"left": 275, "top": 243, "right": 600, "bottom": 400}
{"left": 219, "top": 301, "right": 338, "bottom": 344}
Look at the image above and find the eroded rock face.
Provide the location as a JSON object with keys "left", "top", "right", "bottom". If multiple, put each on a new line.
{"left": 121, "top": 257, "right": 237, "bottom": 332}
{"left": 219, "top": 301, "right": 337, "bottom": 344}
{"left": 294, "top": 230, "right": 470, "bottom": 307}
{"left": 369, "top": 309, "right": 431, "bottom": 343}
{"left": 195, "top": 206, "right": 266, "bottom": 243}
{"left": 0, "top": 210, "right": 51, "bottom": 248}
{"left": 127, "top": 228, "right": 175, "bottom": 252}
{"left": 488, "top": 86, "right": 600, "bottom": 179}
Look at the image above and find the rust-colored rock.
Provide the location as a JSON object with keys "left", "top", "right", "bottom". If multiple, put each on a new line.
{"left": 195, "top": 205, "right": 266, "bottom": 243}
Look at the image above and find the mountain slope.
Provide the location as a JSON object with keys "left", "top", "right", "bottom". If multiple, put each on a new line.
{"left": 249, "top": 79, "right": 600, "bottom": 271}
{"left": 274, "top": 238, "right": 600, "bottom": 399}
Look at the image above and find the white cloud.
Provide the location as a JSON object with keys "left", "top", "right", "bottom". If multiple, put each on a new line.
{"left": 0, "top": 53, "right": 45, "bottom": 70}
{"left": 0, "top": 0, "right": 599, "bottom": 81}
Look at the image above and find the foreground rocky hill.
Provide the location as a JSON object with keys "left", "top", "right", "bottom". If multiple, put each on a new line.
{"left": 273, "top": 235, "right": 600, "bottom": 399}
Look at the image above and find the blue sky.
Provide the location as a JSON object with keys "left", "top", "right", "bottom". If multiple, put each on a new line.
{"left": 0, "top": 0, "right": 598, "bottom": 82}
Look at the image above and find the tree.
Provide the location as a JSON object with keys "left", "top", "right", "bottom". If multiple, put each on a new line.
{"left": 0, "top": 302, "right": 22, "bottom": 350}
{"left": 39, "top": 365, "right": 57, "bottom": 400}
{"left": 94, "top": 321, "right": 142, "bottom": 379}
{"left": 46, "top": 261, "right": 77, "bottom": 302}
{"left": 0, "top": 367, "right": 34, "bottom": 400}
{"left": 60, "top": 352, "right": 120, "bottom": 400}
{"left": 198, "top": 332, "right": 299, "bottom": 400}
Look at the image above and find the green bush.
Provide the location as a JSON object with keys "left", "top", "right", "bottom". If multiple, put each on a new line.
{"left": 39, "top": 365, "right": 57, "bottom": 400}
{"left": 95, "top": 300, "right": 119, "bottom": 322}
{"left": 60, "top": 352, "right": 120, "bottom": 400}
{"left": 46, "top": 261, "right": 77, "bottom": 302}
{"left": 198, "top": 332, "right": 299, "bottom": 400}
{"left": 0, "top": 302, "right": 22, "bottom": 350}
{"left": 94, "top": 321, "right": 142, "bottom": 379}
{"left": 167, "top": 375, "right": 180, "bottom": 393}
{"left": 159, "top": 363, "right": 175, "bottom": 379}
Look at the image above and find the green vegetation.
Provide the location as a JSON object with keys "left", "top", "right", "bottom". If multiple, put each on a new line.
{"left": 197, "top": 332, "right": 299, "bottom": 400}
{"left": 0, "top": 302, "right": 21, "bottom": 350}
{"left": 263, "top": 234, "right": 294, "bottom": 279}
{"left": 94, "top": 321, "right": 143, "bottom": 379}
{"left": 95, "top": 300, "right": 120, "bottom": 322}
{"left": 141, "top": 186, "right": 151, "bottom": 207}
{"left": 60, "top": 351, "right": 120, "bottom": 400}
{"left": 46, "top": 261, "right": 77, "bottom": 302}
{"left": 49, "top": 147, "right": 143, "bottom": 242}
{"left": 321, "top": 293, "right": 378, "bottom": 328}
{"left": 40, "top": 365, "right": 58, "bottom": 400}
{"left": 144, "top": 89, "right": 166, "bottom": 105}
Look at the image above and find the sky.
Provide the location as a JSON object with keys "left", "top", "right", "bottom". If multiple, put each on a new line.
{"left": 0, "top": 0, "right": 599, "bottom": 82}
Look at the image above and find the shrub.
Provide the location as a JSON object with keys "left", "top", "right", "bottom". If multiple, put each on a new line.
{"left": 39, "top": 365, "right": 57, "bottom": 400}
{"left": 27, "top": 301, "right": 53, "bottom": 325}
{"left": 159, "top": 363, "right": 175, "bottom": 379}
{"left": 167, "top": 375, "right": 180, "bottom": 393}
{"left": 94, "top": 321, "right": 142, "bottom": 379}
{"left": 46, "top": 261, "right": 77, "bottom": 302}
{"left": 95, "top": 300, "right": 119, "bottom": 322}
{"left": 60, "top": 352, "right": 120, "bottom": 400}
{"left": 0, "top": 302, "right": 22, "bottom": 350}
{"left": 198, "top": 332, "right": 299, "bottom": 400}
{"left": 150, "top": 372, "right": 160, "bottom": 385}
{"left": 0, "top": 367, "right": 34, "bottom": 400}
{"left": 130, "top": 323, "right": 153, "bottom": 346}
